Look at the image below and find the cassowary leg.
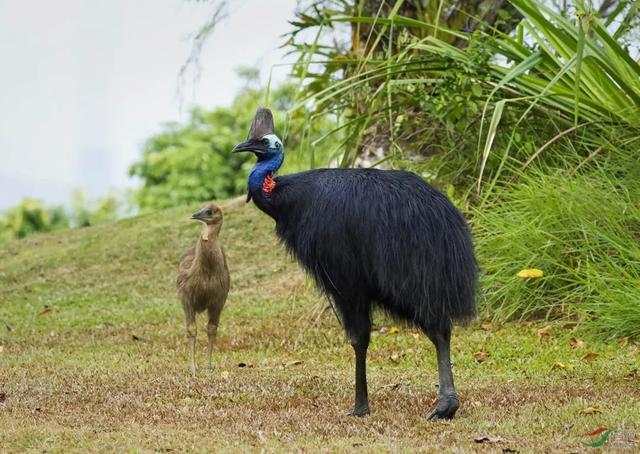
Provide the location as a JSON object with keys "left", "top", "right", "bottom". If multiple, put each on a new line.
{"left": 426, "top": 327, "right": 459, "bottom": 420}
{"left": 206, "top": 305, "right": 222, "bottom": 370}
{"left": 183, "top": 306, "right": 197, "bottom": 377}
{"left": 345, "top": 312, "right": 371, "bottom": 417}
{"left": 206, "top": 323, "right": 218, "bottom": 369}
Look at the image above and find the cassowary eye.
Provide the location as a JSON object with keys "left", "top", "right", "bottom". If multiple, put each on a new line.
{"left": 275, "top": 142, "right": 281, "bottom": 149}
{"left": 206, "top": 209, "right": 212, "bottom": 215}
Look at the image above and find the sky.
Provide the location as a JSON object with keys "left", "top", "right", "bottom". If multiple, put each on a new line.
{"left": 0, "top": 0, "right": 297, "bottom": 210}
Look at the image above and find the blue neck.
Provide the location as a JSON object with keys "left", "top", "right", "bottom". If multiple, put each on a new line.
{"left": 248, "top": 153, "right": 284, "bottom": 193}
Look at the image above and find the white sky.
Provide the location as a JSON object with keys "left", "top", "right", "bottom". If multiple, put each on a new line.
{"left": 0, "top": 0, "right": 297, "bottom": 209}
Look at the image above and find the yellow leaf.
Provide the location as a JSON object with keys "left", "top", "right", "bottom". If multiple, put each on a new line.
{"left": 580, "top": 406, "right": 603, "bottom": 415}
{"left": 517, "top": 268, "right": 544, "bottom": 279}
{"left": 552, "top": 362, "right": 566, "bottom": 369}
{"left": 617, "top": 337, "right": 629, "bottom": 347}
{"left": 473, "top": 351, "right": 489, "bottom": 363}
{"left": 582, "top": 352, "right": 599, "bottom": 362}
{"left": 388, "top": 326, "right": 400, "bottom": 335}
{"left": 480, "top": 323, "right": 493, "bottom": 331}
{"left": 221, "top": 371, "right": 230, "bottom": 379}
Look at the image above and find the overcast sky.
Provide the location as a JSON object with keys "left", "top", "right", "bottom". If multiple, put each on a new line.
{"left": 0, "top": 0, "right": 297, "bottom": 209}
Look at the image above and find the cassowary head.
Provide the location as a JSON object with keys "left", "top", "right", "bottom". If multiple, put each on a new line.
{"left": 190, "top": 203, "right": 223, "bottom": 225}
{"left": 232, "top": 107, "right": 283, "bottom": 160}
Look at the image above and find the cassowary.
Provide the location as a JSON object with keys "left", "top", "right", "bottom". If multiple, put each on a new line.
{"left": 177, "top": 203, "right": 230, "bottom": 376}
{"left": 232, "top": 108, "right": 477, "bottom": 419}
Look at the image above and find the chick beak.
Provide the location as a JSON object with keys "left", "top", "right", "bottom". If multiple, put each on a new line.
{"left": 190, "top": 208, "right": 208, "bottom": 221}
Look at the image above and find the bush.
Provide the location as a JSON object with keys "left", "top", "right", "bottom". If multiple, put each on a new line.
{"left": 0, "top": 199, "right": 69, "bottom": 242}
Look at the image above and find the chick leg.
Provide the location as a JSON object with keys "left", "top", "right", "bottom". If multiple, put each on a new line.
{"left": 183, "top": 305, "right": 197, "bottom": 377}
{"left": 207, "top": 305, "right": 222, "bottom": 369}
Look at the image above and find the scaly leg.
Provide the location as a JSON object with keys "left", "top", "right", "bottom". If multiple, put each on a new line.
{"left": 343, "top": 303, "right": 372, "bottom": 417}
{"left": 426, "top": 326, "right": 459, "bottom": 420}
{"left": 206, "top": 322, "right": 218, "bottom": 369}
{"left": 207, "top": 305, "right": 222, "bottom": 370}
{"left": 183, "top": 305, "right": 197, "bottom": 377}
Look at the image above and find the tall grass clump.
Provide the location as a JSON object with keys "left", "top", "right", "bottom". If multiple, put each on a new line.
{"left": 474, "top": 160, "right": 640, "bottom": 338}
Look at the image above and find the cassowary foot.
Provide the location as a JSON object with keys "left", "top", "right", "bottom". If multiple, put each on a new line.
{"left": 427, "top": 395, "right": 459, "bottom": 420}
{"left": 345, "top": 406, "right": 370, "bottom": 417}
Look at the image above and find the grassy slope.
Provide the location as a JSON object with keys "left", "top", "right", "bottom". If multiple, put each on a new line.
{"left": 0, "top": 199, "right": 638, "bottom": 452}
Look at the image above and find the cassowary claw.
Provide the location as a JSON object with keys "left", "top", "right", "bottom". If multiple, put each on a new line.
{"left": 427, "top": 395, "right": 459, "bottom": 420}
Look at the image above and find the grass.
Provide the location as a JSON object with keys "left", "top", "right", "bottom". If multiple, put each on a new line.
{"left": 1, "top": 198, "right": 639, "bottom": 452}
{"left": 473, "top": 168, "right": 640, "bottom": 337}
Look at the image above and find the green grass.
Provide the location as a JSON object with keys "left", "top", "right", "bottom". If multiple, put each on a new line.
{"left": 474, "top": 168, "right": 640, "bottom": 338}
{"left": 1, "top": 199, "right": 639, "bottom": 452}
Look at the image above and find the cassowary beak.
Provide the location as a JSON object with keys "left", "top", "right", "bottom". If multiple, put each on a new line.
{"left": 232, "top": 139, "right": 268, "bottom": 155}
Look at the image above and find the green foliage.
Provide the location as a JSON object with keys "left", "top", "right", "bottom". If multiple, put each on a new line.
{"left": 0, "top": 192, "right": 124, "bottom": 243}
{"left": 0, "top": 199, "right": 69, "bottom": 242}
{"left": 474, "top": 161, "right": 640, "bottom": 338}
{"left": 69, "top": 190, "right": 122, "bottom": 228}
{"left": 129, "top": 82, "right": 336, "bottom": 211}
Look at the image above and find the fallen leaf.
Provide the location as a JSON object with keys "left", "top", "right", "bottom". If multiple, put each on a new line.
{"left": 618, "top": 337, "right": 629, "bottom": 347}
{"left": 563, "top": 423, "right": 574, "bottom": 431}
{"left": 629, "top": 346, "right": 639, "bottom": 356}
{"left": 389, "top": 353, "right": 400, "bottom": 364}
{"left": 537, "top": 325, "right": 552, "bottom": 341}
{"left": 623, "top": 369, "right": 637, "bottom": 380}
{"left": 37, "top": 307, "right": 52, "bottom": 317}
{"left": 480, "top": 323, "right": 493, "bottom": 330}
{"left": 474, "top": 435, "right": 506, "bottom": 444}
{"left": 516, "top": 268, "right": 544, "bottom": 279}
{"left": 569, "top": 337, "right": 585, "bottom": 349}
{"left": 237, "top": 362, "right": 254, "bottom": 368}
{"left": 552, "top": 362, "right": 566, "bottom": 369}
{"left": 131, "top": 334, "right": 147, "bottom": 342}
{"left": 580, "top": 406, "right": 603, "bottom": 415}
{"left": 388, "top": 326, "right": 400, "bottom": 334}
{"left": 378, "top": 327, "right": 389, "bottom": 334}
{"left": 582, "top": 352, "right": 599, "bottom": 362}
{"left": 284, "top": 360, "right": 303, "bottom": 367}
{"left": 220, "top": 371, "right": 230, "bottom": 379}
{"left": 586, "top": 427, "right": 609, "bottom": 436}
{"left": 473, "top": 351, "right": 489, "bottom": 363}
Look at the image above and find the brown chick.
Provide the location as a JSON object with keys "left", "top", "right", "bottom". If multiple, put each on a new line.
{"left": 177, "top": 203, "right": 230, "bottom": 376}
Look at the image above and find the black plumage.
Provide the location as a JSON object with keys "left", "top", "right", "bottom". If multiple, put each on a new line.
{"left": 233, "top": 108, "right": 477, "bottom": 420}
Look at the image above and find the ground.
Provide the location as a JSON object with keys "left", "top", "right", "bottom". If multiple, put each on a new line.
{"left": 1, "top": 198, "right": 638, "bottom": 453}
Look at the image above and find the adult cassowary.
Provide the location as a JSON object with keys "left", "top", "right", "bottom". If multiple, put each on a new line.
{"left": 233, "top": 108, "right": 477, "bottom": 420}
